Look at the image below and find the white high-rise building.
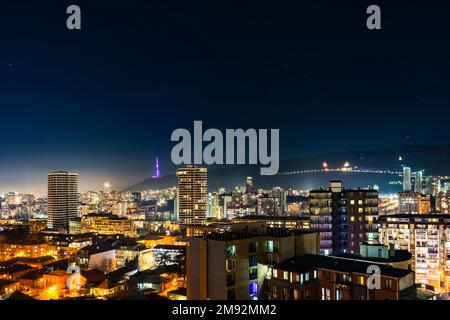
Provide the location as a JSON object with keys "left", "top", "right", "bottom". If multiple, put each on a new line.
{"left": 47, "top": 171, "right": 78, "bottom": 230}
{"left": 403, "top": 167, "right": 412, "bottom": 191}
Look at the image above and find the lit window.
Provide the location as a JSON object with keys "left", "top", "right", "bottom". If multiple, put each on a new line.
{"left": 267, "top": 240, "right": 274, "bottom": 253}
{"left": 321, "top": 288, "right": 331, "bottom": 300}
{"left": 249, "top": 282, "right": 258, "bottom": 296}
{"left": 336, "top": 289, "right": 342, "bottom": 300}
{"left": 385, "top": 279, "right": 393, "bottom": 289}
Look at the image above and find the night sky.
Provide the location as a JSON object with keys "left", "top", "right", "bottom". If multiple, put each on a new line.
{"left": 1, "top": 0, "right": 450, "bottom": 193}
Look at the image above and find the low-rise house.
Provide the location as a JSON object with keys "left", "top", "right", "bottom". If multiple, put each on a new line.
{"left": 0, "top": 264, "right": 35, "bottom": 280}
{"left": 90, "top": 280, "right": 126, "bottom": 298}
{"left": 167, "top": 287, "right": 187, "bottom": 300}
{"left": 18, "top": 270, "right": 44, "bottom": 291}
{"left": 75, "top": 241, "right": 116, "bottom": 272}
{"left": 113, "top": 239, "right": 152, "bottom": 271}
{"left": 134, "top": 273, "right": 170, "bottom": 293}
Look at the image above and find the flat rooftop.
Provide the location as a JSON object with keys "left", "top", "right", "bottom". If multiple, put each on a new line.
{"left": 335, "top": 250, "right": 412, "bottom": 263}
{"left": 273, "top": 254, "right": 411, "bottom": 278}
{"left": 200, "top": 227, "right": 317, "bottom": 241}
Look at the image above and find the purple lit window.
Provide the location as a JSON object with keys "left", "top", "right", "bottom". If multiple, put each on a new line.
{"left": 249, "top": 282, "right": 258, "bottom": 295}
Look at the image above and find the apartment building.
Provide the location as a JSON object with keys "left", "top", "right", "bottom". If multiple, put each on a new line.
{"left": 309, "top": 181, "right": 378, "bottom": 255}
{"left": 379, "top": 213, "right": 450, "bottom": 293}
{"left": 187, "top": 226, "right": 320, "bottom": 300}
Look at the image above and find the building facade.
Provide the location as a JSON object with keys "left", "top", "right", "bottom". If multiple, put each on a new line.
{"left": 176, "top": 166, "right": 207, "bottom": 227}
{"left": 398, "top": 191, "right": 419, "bottom": 214}
{"left": 379, "top": 214, "right": 450, "bottom": 293}
{"left": 403, "top": 167, "right": 412, "bottom": 191}
{"left": 309, "top": 181, "right": 378, "bottom": 255}
{"left": 187, "top": 227, "right": 320, "bottom": 300}
{"left": 47, "top": 171, "right": 78, "bottom": 230}
{"left": 81, "top": 213, "right": 133, "bottom": 237}
{"left": 267, "top": 254, "right": 416, "bottom": 300}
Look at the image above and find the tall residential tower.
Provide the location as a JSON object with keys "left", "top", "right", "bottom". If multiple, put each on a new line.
{"left": 176, "top": 166, "right": 207, "bottom": 227}
{"left": 403, "top": 167, "right": 412, "bottom": 191}
{"left": 47, "top": 171, "right": 78, "bottom": 230}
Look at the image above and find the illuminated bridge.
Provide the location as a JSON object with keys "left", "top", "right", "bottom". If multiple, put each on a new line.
{"left": 278, "top": 167, "right": 402, "bottom": 176}
{"left": 278, "top": 162, "right": 450, "bottom": 181}
{"left": 278, "top": 162, "right": 402, "bottom": 176}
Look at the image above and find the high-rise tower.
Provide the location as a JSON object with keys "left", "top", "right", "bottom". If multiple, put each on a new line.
{"left": 176, "top": 166, "right": 207, "bottom": 227}
{"left": 403, "top": 167, "right": 412, "bottom": 191}
{"left": 47, "top": 171, "right": 78, "bottom": 230}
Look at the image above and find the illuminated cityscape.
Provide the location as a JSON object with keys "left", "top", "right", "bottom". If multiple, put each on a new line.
{"left": 1, "top": 160, "right": 450, "bottom": 301}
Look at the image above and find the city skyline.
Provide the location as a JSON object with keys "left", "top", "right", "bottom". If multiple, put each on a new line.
{"left": 1, "top": 143, "right": 448, "bottom": 195}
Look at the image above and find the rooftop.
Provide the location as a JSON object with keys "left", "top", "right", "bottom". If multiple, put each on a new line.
{"left": 113, "top": 238, "right": 147, "bottom": 250}
{"left": 153, "top": 244, "right": 186, "bottom": 251}
{"left": 0, "top": 279, "right": 18, "bottom": 288}
{"left": 0, "top": 256, "right": 55, "bottom": 268}
{"left": 335, "top": 250, "right": 412, "bottom": 263}
{"left": 2, "top": 291, "right": 35, "bottom": 300}
{"left": 0, "top": 264, "right": 34, "bottom": 274}
{"left": 19, "top": 270, "right": 44, "bottom": 281}
{"left": 234, "top": 215, "right": 309, "bottom": 221}
{"left": 84, "top": 213, "right": 129, "bottom": 220}
{"left": 273, "top": 254, "right": 412, "bottom": 279}
{"left": 135, "top": 274, "right": 170, "bottom": 284}
{"left": 200, "top": 227, "right": 316, "bottom": 241}
{"left": 79, "top": 241, "right": 115, "bottom": 255}
{"left": 379, "top": 213, "right": 450, "bottom": 221}
{"left": 168, "top": 287, "right": 187, "bottom": 296}
{"left": 94, "top": 280, "right": 123, "bottom": 289}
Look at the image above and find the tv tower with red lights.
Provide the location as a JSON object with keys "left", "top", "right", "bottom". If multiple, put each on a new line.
{"left": 152, "top": 157, "right": 161, "bottom": 178}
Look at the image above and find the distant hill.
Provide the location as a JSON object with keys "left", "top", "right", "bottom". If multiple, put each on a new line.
{"left": 123, "top": 144, "right": 450, "bottom": 193}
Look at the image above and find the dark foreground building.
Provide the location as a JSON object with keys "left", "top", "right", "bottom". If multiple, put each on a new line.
{"left": 187, "top": 225, "right": 320, "bottom": 300}
{"left": 267, "top": 254, "right": 417, "bottom": 300}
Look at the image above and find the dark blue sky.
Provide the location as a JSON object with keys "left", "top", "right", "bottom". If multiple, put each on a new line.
{"left": 1, "top": 0, "right": 450, "bottom": 193}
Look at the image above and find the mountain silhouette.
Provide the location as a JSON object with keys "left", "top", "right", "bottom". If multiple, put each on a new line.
{"left": 124, "top": 144, "right": 450, "bottom": 193}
